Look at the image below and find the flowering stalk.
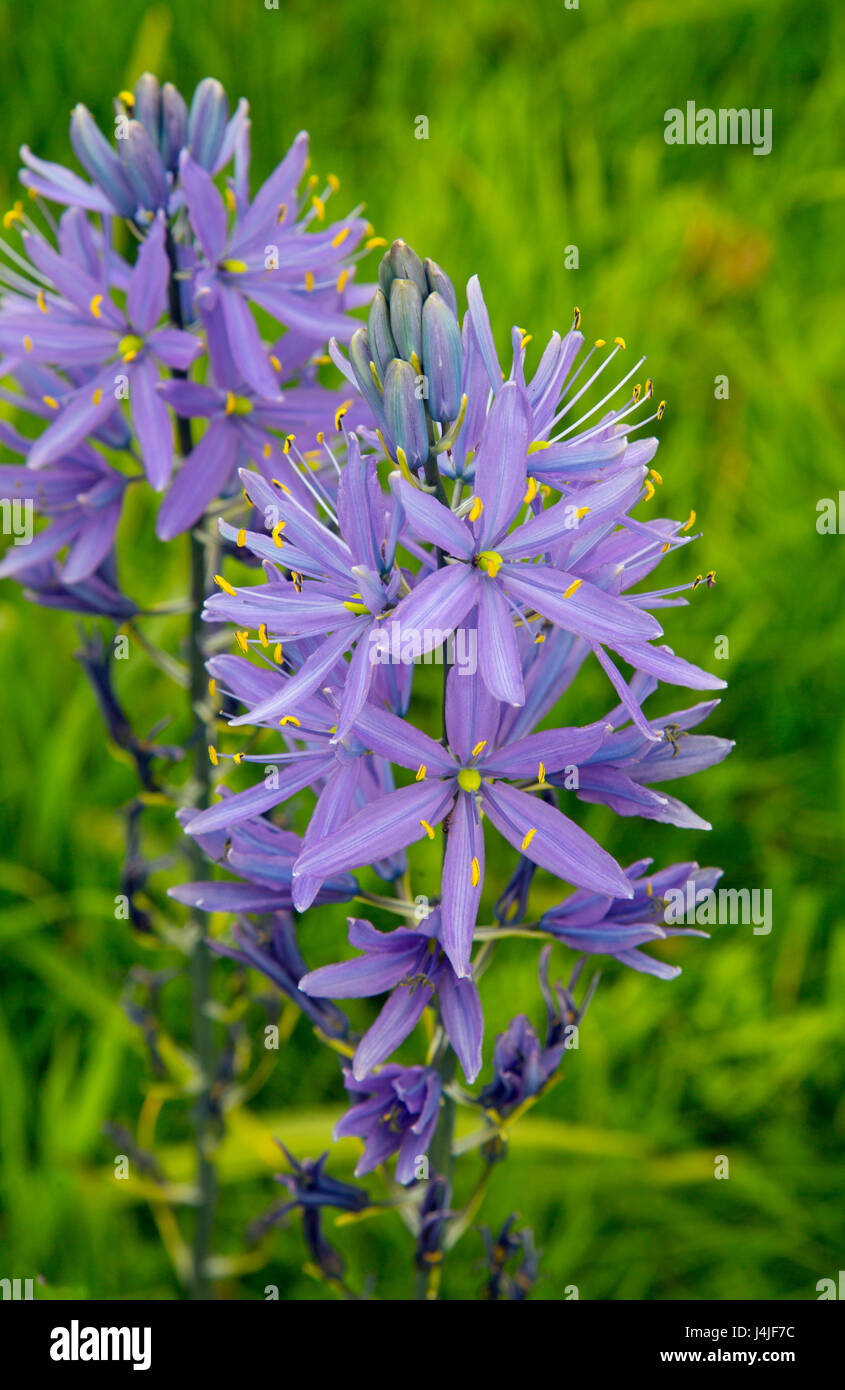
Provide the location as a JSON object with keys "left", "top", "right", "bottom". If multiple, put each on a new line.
{"left": 0, "top": 71, "right": 377, "bottom": 1297}
{"left": 180, "top": 238, "right": 733, "bottom": 1296}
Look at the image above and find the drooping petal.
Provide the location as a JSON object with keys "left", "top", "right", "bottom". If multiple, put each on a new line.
{"left": 440, "top": 789, "right": 484, "bottom": 978}
{"left": 293, "top": 780, "right": 455, "bottom": 882}
{"left": 439, "top": 970, "right": 483, "bottom": 1082}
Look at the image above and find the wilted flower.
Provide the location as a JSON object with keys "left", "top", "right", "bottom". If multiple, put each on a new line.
{"left": 335, "top": 1064, "right": 442, "bottom": 1185}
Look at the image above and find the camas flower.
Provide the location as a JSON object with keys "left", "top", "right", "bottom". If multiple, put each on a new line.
{"left": 299, "top": 911, "right": 483, "bottom": 1083}
{"left": 335, "top": 1063, "right": 441, "bottom": 1184}
{"left": 292, "top": 664, "right": 631, "bottom": 978}
{"left": 540, "top": 859, "right": 721, "bottom": 979}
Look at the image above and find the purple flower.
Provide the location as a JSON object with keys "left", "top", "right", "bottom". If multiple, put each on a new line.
{"left": 168, "top": 795, "right": 358, "bottom": 915}
{"left": 335, "top": 1063, "right": 441, "bottom": 1185}
{"left": 208, "top": 910, "right": 348, "bottom": 1038}
{"left": 299, "top": 911, "right": 483, "bottom": 1083}
{"left": 540, "top": 859, "right": 721, "bottom": 979}
{"left": 292, "top": 664, "right": 628, "bottom": 978}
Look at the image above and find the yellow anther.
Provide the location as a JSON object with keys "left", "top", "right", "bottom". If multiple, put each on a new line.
{"left": 214, "top": 574, "right": 236, "bottom": 596}
{"left": 471, "top": 857, "right": 481, "bottom": 886}
{"left": 538, "top": 763, "right": 546, "bottom": 785}
{"left": 539, "top": 484, "right": 551, "bottom": 498}
{"left": 208, "top": 678, "right": 216, "bottom": 696}
{"left": 42, "top": 395, "right": 59, "bottom": 410}
{"left": 274, "top": 642, "right": 283, "bottom": 662}
{"left": 118, "top": 90, "right": 134, "bottom": 106}
{"left": 472, "top": 740, "right": 487, "bottom": 757}
{"left": 680, "top": 509, "right": 696, "bottom": 533}
{"left": 224, "top": 187, "right": 236, "bottom": 211}
{"left": 327, "top": 173, "right": 340, "bottom": 192}
{"left": 23, "top": 335, "right": 32, "bottom": 352}
{"left": 643, "top": 479, "right": 655, "bottom": 502}
{"left": 416, "top": 764, "right": 427, "bottom": 781}
{"left": 336, "top": 268, "right": 349, "bottom": 293}
{"left": 258, "top": 623, "right": 269, "bottom": 648}
{"left": 650, "top": 468, "right": 663, "bottom": 485}
{"left": 305, "top": 270, "right": 315, "bottom": 292}
{"left": 632, "top": 383, "right": 641, "bottom": 403}
{"left": 343, "top": 600, "right": 369, "bottom": 615}
{"left": 527, "top": 440, "right": 550, "bottom": 454}
{"left": 644, "top": 378, "right": 654, "bottom": 398}
{"left": 280, "top": 715, "right": 301, "bottom": 727}
{"left": 2, "top": 202, "right": 23, "bottom": 229}
{"left": 534, "top": 632, "right": 546, "bottom": 644}
{"left": 332, "top": 226, "right": 350, "bottom": 248}
{"left": 92, "top": 387, "right": 103, "bottom": 405}
{"left": 520, "top": 331, "right": 533, "bottom": 348}
{"left": 225, "top": 390, "right": 237, "bottom": 414}
{"left": 235, "top": 629, "right": 250, "bottom": 653}
{"left": 614, "top": 336, "right": 626, "bottom": 349}
{"left": 307, "top": 173, "right": 319, "bottom": 189}
{"left": 89, "top": 294, "right": 103, "bottom": 317}
{"left": 420, "top": 819, "right": 435, "bottom": 840}
{"left": 220, "top": 258, "right": 248, "bottom": 273}
{"left": 365, "top": 236, "right": 388, "bottom": 249}
{"left": 316, "top": 432, "right": 325, "bottom": 444}
{"left": 335, "top": 399, "right": 353, "bottom": 431}
{"left": 594, "top": 338, "right": 606, "bottom": 348}
{"left": 573, "top": 306, "right": 581, "bottom": 330}
{"left": 263, "top": 442, "right": 272, "bottom": 459}
{"left": 233, "top": 751, "right": 244, "bottom": 764}
{"left": 269, "top": 354, "right": 282, "bottom": 372}
{"left": 521, "top": 828, "right": 537, "bottom": 851}
{"left": 563, "top": 579, "right": 582, "bottom": 599}
{"left": 576, "top": 505, "right": 590, "bottom": 519}
{"left": 660, "top": 542, "right": 671, "bottom": 553}
{"left": 476, "top": 550, "right": 503, "bottom": 578}
{"left": 272, "top": 521, "right": 285, "bottom": 547}
{"left": 208, "top": 745, "right": 219, "bottom": 766}
{"left": 236, "top": 528, "right": 246, "bottom": 547}
{"left": 457, "top": 768, "right": 481, "bottom": 792}
{"left": 468, "top": 496, "right": 484, "bottom": 522}
{"left": 657, "top": 400, "right": 667, "bottom": 419}
{"left": 283, "top": 435, "right": 295, "bottom": 454}
{"left": 36, "top": 290, "right": 48, "bottom": 313}
{"left": 312, "top": 195, "right": 326, "bottom": 220}
{"left": 277, "top": 202, "right": 288, "bottom": 225}
{"left": 524, "top": 477, "right": 539, "bottom": 503}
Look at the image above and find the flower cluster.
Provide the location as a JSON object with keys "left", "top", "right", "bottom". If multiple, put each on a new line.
{"left": 177, "top": 239, "right": 732, "bottom": 1187}
{"left": 0, "top": 71, "right": 376, "bottom": 613}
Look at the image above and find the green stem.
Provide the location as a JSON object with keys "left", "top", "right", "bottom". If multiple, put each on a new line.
{"left": 185, "top": 527, "right": 218, "bottom": 1300}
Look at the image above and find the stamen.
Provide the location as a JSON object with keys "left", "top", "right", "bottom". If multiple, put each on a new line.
{"left": 563, "top": 579, "right": 582, "bottom": 599}
{"left": 214, "top": 574, "right": 236, "bottom": 596}
{"left": 258, "top": 623, "right": 269, "bottom": 648}
{"left": 472, "top": 739, "right": 487, "bottom": 756}
{"left": 416, "top": 764, "right": 427, "bottom": 781}
{"left": 236, "top": 528, "right": 246, "bottom": 547}
{"left": 538, "top": 762, "right": 546, "bottom": 785}
{"left": 468, "top": 496, "right": 483, "bottom": 521}
{"left": 521, "top": 828, "right": 537, "bottom": 851}
{"left": 332, "top": 227, "right": 350, "bottom": 248}
{"left": 420, "top": 819, "right": 435, "bottom": 840}
{"left": 305, "top": 270, "right": 315, "bottom": 291}
{"left": 208, "top": 745, "right": 219, "bottom": 766}
{"left": 280, "top": 715, "right": 301, "bottom": 727}
{"left": 471, "top": 857, "right": 481, "bottom": 886}
{"left": 235, "top": 630, "right": 250, "bottom": 653}
{"left": 680, "top": 509, "right": 696, "bottom": 533}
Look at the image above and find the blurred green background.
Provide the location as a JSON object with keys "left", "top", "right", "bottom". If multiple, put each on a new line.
{"left": 0, "top": 0, "right": 843, "bottom": 1300}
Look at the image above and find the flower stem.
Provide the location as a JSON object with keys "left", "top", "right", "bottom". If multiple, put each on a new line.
{"left": 185, "top": 526, "right": 218, "bottom": 1299}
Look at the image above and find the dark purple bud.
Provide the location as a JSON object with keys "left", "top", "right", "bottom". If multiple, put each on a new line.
{"left": 120, "top": 120, "right": 168, "bottom": 210}
{"left": 421, "top": 291, "right": 462, "bottom": 422}
{"left": 367, "top": 288, "right": 398, "bottom": 378}
{"left": 187, "top": 77, "right": 229, "bottom": 169}
{"left": 388, "top": 277, "right": 423, "bottom": 364}
{"left": 424, "top": 257, "right": 458, "bottom": 317}
{"left": 70, "top": 104, "right": 137, "bottom": 217}
{"left": 384, "top": 359, "right": 428, "bottom": 468}
{"left": 349, "top": 327, "right": 387, "bottom": 431}
{"left": 132, "top": 73, "right": 161, "bottom": 146}
{"left": 160, "top": 83, "right": 188, "bottom": 172}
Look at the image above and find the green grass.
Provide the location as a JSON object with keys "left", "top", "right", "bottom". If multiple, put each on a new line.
{"left": 0, "top": 0, "right": 843, "bottom": 1300}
